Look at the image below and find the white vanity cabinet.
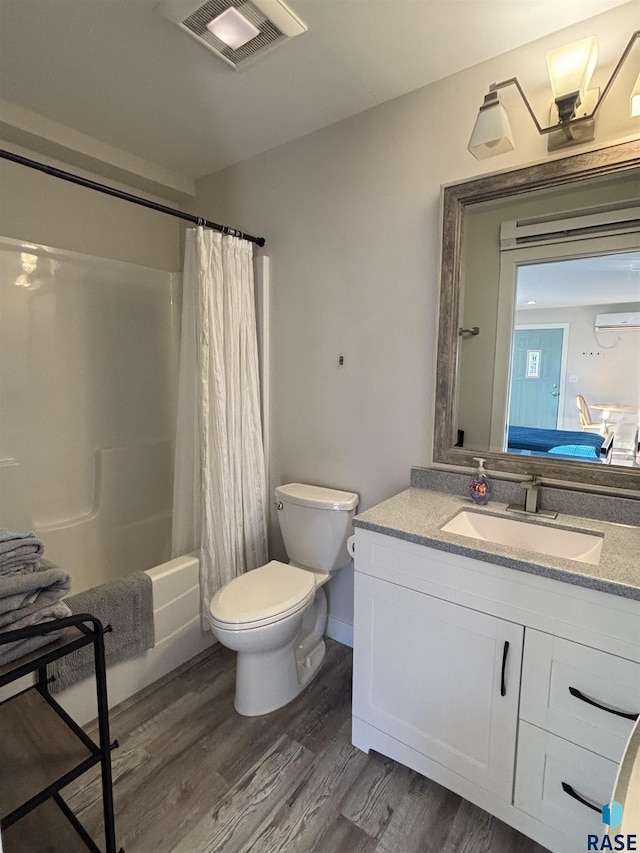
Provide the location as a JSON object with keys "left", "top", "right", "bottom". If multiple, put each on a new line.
{"left": 353, "top": 574, "right": 523, "bottom": 800}
{"left": 515, "top": 630, "right": 640, "bottom": 841}
{"left": 352, "top": 528, "right": 640, "bottom": 853}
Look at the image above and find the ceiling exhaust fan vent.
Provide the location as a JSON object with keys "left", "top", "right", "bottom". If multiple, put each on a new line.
{"left": 157, "top": 0, "right": 307, "bottom": 69}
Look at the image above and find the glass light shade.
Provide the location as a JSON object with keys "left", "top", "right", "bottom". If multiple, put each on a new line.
{"left": 468, "top": 93, "right": 515, "bottom": 160}
{"left": 546, "top": 37, "right": 598, "bottom": 100}
{"left": 206, "top": 7, "right": 260, "bottom": 50}
{"left": 632, "top": 72, "right": 640, "bottom": 117}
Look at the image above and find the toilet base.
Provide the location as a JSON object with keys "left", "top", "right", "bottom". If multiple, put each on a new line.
{"left": 234, "top": 634, "right": 326, "bottom": 716}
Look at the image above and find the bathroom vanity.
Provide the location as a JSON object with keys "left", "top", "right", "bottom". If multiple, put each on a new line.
{"left": 351, "top": 486, "right": 640, "bottom": 853}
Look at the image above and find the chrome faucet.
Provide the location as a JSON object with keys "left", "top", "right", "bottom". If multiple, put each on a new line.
{"left": 523, "top": 475, "right": 540, "bottom": 513}
{"left": 507, "top": 475, "right": 557, "bottom": 519}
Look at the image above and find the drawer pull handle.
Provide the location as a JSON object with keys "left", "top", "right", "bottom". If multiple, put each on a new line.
{"left": 561, "top": 782, "right": 600, "bottom": 814}
{"left": 569, "top": 686, "right": 639, "bottom": 722}
{"left": 500, "top": 641, "right": 510, "bottom": 697}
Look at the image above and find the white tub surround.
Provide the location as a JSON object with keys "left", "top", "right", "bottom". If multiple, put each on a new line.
{"left": 0, "top": 237, "right": 178, "bottom": 594}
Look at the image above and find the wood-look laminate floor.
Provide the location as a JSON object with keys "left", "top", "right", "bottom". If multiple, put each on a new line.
{"left": 9, "top": 640, "right": 551, "bottom": 853}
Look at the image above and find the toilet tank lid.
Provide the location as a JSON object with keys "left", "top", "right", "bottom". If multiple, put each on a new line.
{"left": 275, "top": 483, "right": 359, "bottom": 511}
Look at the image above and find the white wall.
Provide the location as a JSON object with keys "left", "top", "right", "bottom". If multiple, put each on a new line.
{"left": 0, "top": 153, "right": 181, "bottom": 270}
{"left": 193, "top": 4, "right": 640, "bottom": 629}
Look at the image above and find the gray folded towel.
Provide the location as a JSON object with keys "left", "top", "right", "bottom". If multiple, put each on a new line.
{"left": 0, "top": 533, "right": 44, "bottom": 574}
{"left": 0, "top": 600, "right": 73, "bottom": 666}
{"left": 0, "top": 557, "right": 40, "bottom": 576}
{"left": 0, "top": 558, "right": 71, "bottom": 626}
{"left": 0, "top": 528, "right": 37, "bottom": 544}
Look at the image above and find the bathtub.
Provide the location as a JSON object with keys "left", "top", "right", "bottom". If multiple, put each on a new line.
{"left": 0, "top": 553, "right": 215, "bottom": 726}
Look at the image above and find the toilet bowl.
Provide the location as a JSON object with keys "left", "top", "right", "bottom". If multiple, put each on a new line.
{"left": 208, "top": 483, "right": 358, "bottom": 716}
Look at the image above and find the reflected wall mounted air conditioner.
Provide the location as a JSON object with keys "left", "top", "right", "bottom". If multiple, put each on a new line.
{"left": 595, "top": 311, "right": 640, "bottom": 330}
{"left": 500, "top": 202, "right": 640, "bottom": 250}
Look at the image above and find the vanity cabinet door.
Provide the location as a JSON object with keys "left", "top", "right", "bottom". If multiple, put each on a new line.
{"left": 353, "top": 574, "right": 523, "bottom": 801}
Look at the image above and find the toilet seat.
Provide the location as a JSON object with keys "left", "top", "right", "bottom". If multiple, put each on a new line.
{"left": 209, "top": 560, "right": 316, "bottom": 630}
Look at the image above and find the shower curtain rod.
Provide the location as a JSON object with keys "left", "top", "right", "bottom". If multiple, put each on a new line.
{"left": 0, "top": 149, "right": 266, "bottom": 247}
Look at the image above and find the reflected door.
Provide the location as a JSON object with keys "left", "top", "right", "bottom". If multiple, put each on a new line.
{"left": 508, "top": 328, "right": 564, "bottom": 429}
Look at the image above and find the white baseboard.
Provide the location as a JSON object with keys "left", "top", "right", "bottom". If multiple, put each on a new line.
{"left": 326, "top": 615, "right": 353, "bottom": 648}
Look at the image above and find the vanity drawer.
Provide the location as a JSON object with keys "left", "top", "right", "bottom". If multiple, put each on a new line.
{"left": 515, "top": 721, "right": 618, "bottom": 848}
{"left": 520, "top": 629, "right": 639, "bottom": 762}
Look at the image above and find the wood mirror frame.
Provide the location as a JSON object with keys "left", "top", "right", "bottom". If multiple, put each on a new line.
{"left": 433, "top": 139, "right": 640, "bottom": 492}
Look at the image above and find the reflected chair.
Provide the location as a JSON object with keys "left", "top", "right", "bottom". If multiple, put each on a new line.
{"left": 576, "top": 395, "right": 606, "bottom": 434}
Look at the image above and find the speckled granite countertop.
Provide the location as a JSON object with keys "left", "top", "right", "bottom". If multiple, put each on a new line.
{"left": 353, "top": 488, "right": 640, "bottom": 601}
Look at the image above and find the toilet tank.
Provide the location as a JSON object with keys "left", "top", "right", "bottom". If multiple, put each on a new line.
{"left": 275, "top": 483, "right": 359, "bottom": 573}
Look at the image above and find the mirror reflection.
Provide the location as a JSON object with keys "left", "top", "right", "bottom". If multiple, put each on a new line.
{"left": 434, "top": 141, "right": 640, "bottom": 490}
{"left": 503, "top": 251, "right": 640, "bottom": 467}
{"left": 457, "top": 195, "right": 640, "bottom": 467}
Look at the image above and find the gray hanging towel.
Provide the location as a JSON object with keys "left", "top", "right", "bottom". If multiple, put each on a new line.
{"left": 48, "top": 570, "right": 155, "bottom": 693}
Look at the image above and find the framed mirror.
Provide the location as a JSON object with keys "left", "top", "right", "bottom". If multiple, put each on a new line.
{"left": 434, "top": 139, "right": 640, "bottom": 491}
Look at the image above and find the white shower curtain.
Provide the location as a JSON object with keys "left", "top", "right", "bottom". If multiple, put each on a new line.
{"left": 172, "top": 227, "right": 268, "bottom": 627}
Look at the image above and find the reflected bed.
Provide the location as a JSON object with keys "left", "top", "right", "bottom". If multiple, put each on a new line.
{"left": 507, "top": 426, "right": 609, "bottom": 462}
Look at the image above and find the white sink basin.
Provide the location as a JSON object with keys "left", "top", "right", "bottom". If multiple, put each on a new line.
{"left": 440, "top": 510, "right": 603, "bottom": 565}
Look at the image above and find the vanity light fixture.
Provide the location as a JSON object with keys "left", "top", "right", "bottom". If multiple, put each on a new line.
{"left": 468, "top": 30, "right": 640, "bottom": 159}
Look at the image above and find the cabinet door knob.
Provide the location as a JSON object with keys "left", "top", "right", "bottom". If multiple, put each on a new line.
{"left": 561, "top": 782, "right": 600, "bottom": 813}
{"left": 568, "top": 686, "right": 639, "bottom": 721}
{"left": 500, "top": 641, "right": 510, "bottom": 697}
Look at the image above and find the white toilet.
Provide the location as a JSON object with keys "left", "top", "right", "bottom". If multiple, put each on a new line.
{"left": 208, "top": 483, "right": 359, "bottom": 716}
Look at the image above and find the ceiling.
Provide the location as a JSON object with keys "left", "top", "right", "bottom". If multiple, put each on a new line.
{"left": 0, "top": 0, "right": 634, "bottom": 180}
{"left": 517, "top": 251, "right": 640, "bottom": 309}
